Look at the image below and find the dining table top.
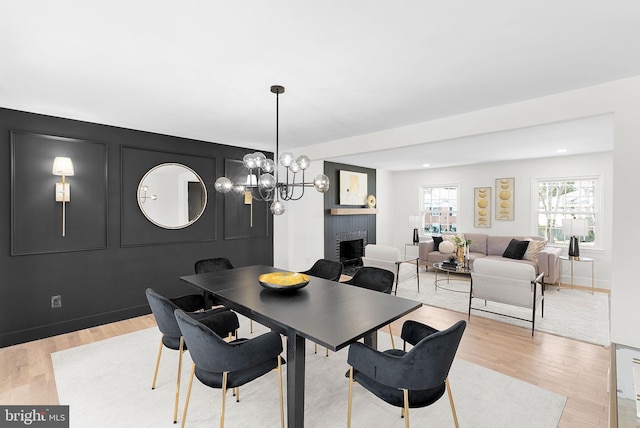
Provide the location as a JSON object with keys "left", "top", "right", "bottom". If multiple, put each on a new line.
{"left": 180, "top": 264, "right": 422, "bottom": 351}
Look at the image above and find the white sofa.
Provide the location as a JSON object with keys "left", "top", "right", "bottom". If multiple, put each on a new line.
{"left": 469, "top": 258, "right": 544, "bottom": 335}
{"left": 360, "top": 244, "right": 419, "bottom": 294}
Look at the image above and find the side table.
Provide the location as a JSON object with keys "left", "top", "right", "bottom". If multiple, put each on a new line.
{"left": 404, "top": 242, "right": 419, "bottom": 258}
{"left": 559, "top": 256, "right": 595, "bottom": 294}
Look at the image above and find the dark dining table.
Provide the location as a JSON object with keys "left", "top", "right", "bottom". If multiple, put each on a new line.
{"left": 180, "top": 264, "right": 422, "bottom": 428}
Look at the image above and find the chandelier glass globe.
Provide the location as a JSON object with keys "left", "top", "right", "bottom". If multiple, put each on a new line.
{"left": 270, "top": 200, "right": 286, "bottom": 215}
{"left": 279, "top": 152, "right": 294, "bottom": 167}
{"left": 296, "top": 155, "right": 310, "bottom": 170}
{"left": 289, "top": 161, "right": 300, "bottom": 174}
{"left": 253, "top": 152, "right": 266, "bottom": 169}
{"left": 258, "top": 173, "right": 276, "bottom": 190}
{"left": 313, "top": 174, "right": 330, "bottom": 193}
{"left": 214, "top": 177, "right": 233, "bottom": 193}
{"left": 242, "top": 153, "right": 257, "bottom": 169}
{"left": 263, "top": 158, "right": 275, "bottom": 173}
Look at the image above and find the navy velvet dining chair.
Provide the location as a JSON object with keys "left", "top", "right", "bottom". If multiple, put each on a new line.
{"left": 194, "top": 257, "right": 234, "bottom": 274}
{"left": 194, "top": 257, "right": 254, "bottom": 333}
{"left": 174, "top": 308, "right": 285, "bottom": 428}
{"left": 301, "top": 258, "right": 344, "bottom": 282}
{"left": 347, "top": 319, "right": 467, "bottom": 428}
{"left": 341, "top": 266, "right": 397, "bottom": 348}
{"left": 145, "top": 288, "right": 239, "bottom": 424}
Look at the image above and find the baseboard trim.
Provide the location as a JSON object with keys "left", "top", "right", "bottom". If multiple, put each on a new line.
{"left": 557, "top": 282, "right": 610, "bottom": 294}
{"left": 0, "top": 305, "right": 151, "bottom": 348}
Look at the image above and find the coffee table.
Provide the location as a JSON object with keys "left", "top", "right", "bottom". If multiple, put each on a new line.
{"left": 432, "top": 262, "right": 472, "bottom": 292}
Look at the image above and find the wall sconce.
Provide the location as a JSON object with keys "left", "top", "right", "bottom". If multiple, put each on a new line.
{"left": 139, "top": 185, "right": 157, "bottom": 204}
{"left": 52, "top": 157, "right": 74, "bottom": 237}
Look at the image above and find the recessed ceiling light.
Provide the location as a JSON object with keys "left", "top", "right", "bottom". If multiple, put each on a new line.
{"left": 422, "top": 163, "right": 430, "bottom": 167}
{"left": 556, "top": 148, "right": 568, "bottom": 153}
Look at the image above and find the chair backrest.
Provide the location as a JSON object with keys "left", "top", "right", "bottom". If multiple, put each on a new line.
{"left": 194, "top": 257, "right": 234, "bottom": 274}
{"left": 471, "top": 258, "right": 538, "bottom": 308}
{"left": 363, "top": 244, "right": 401, "bottom": 262}
{"left": 302, "top": 259, "right": 343, "bottom": 281}
{"left": 145, "top": 288, "right": 184, "bottom": 339}
{"left": 174, "top": 308, "right": 282, "bottom": 374}
{"left": 342, "top": 266, "right": 394, "bottom": 294}
{"left": 399, "top": 320, "right": 466, "bottom": 391}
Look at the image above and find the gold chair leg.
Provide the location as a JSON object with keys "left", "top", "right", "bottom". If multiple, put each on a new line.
{"left": 347, "top": 367, "right": 354, "bottom": 428}
{"left": 403, "top": 388, "right": 410, "bottom": 428}
{"left": 235, "top": 387, "right": 240, "bottom": 402}
{"left": 314, "top": 342, "right": 318, "bottom": 353}
{"left": 387, "top": 325, "right": 396, "bottom": 349}
{"left": 173, "top": 337, "right": 184, "bottom": 423}
{"left": 250, "top": 319, "right": 253, "bottom": 333}
{"left": 180, "top": 364, "right": 195, "bottom": 428}
{"left": 325, "top": 347, "right": 329, "bottom": 357}
{"left": 220, "top": 371, "right": 228, "bottom": 428}
{"left": 151, "top": 338, "right": 163, "bottom": 389}
{"left": 446, "top": 377, "right": 460, "bottom": 428}
{"left": 277, "top": 356, "right": 284, "bottom": 428}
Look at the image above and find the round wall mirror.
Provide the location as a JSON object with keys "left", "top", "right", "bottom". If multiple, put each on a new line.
{"left": 137, "top": 163, "right": 207, "bottom": 229}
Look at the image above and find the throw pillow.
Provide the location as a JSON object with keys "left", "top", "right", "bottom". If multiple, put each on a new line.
{"left": 439, "top": 241, "right": 455, "bottom": 254}
{"left": 523, "top": 238, "right": 546, "bottom": 261}
{"left": 433, "top": 236, "right": 443, "bottom": 251}
{"left": 502, "top": 239, "right": 529, "bottom": 260}
{"left": 443, "top": 233, "right": 464, "bottom": 244}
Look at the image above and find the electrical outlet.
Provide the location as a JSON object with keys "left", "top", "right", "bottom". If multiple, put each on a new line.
{"left": 51, "top": 295, "right": 62, "bottom": 308}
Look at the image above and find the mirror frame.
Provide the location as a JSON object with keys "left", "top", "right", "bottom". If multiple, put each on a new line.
{"left": 137, "top": 162, "right": 207, "bottom": 230}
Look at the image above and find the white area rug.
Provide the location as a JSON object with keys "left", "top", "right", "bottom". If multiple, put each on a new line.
{"left": 395, "top": 270, "right": 610, "bottom": 346}
{"left": 52, "top": 317, "right": 566, "bottom": 428}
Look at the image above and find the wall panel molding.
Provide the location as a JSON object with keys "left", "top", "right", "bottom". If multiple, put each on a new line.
{"left": 11, "top": 131, "right": 108, "bottom": 255}
{"left": 121, "top": 146, "right": 217, "bottom": 247}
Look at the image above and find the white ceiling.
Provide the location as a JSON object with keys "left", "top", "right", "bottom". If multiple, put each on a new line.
{"left": 1, "top": 1, "right": 635, "bottom": 170}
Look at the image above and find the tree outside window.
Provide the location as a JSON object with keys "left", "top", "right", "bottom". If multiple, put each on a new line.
{"left": 536, "top": 178, "right": 597, "bottom": 246}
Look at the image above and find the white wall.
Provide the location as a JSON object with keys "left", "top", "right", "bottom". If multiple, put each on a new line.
{"left": 281, "top": 75, "right": 640, "bottom": 349}
{"left": 273, "top": 160, "right": 326, "bottom": 272}
{"left": 390, "top": 152, "right": 613, "bottom": 289}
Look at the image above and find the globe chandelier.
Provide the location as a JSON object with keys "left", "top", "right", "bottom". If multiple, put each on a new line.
{"left": 214, "top": 85, "right": 330, "bottom": 216}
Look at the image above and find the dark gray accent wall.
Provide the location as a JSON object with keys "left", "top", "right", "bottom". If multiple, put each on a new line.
{"left": 0, "top": 108, "right": 273, "bottom": 347}
{"left": 323, "top": 161, "right": 376, "bottom": 260}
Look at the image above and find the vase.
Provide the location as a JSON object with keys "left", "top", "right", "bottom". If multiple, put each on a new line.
{"left": 456, "top": 246, "right": 464, "bottom": 263}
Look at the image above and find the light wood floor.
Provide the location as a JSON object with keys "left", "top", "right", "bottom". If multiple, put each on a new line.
{"left": 0, "top": 304, "right": 610, "bottom": 428}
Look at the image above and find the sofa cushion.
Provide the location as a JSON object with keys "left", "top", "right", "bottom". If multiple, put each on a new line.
{"left": 432, "top": 236, "right": 443, "bottom": 251}
{"left": 488, "top": 236, "right": 517, "bottom": 256}
{"left": 502, "top": 239, "right": 529, "bottom": 260}
{"left": 439, "top": 241, "right": 455, "bottom": 254}
{"left": 464, "top": 233, "right": 488, "bottom": 254}
{"left": 523, "top": 238, "right": 546, "bottom": 262}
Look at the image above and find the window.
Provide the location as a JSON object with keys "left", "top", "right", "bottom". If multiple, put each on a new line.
{"left": 535, "top": 177, "right": 598, "bottom": 247}
{"left": 420, "top": 185, "right": 458, "bottom": 234}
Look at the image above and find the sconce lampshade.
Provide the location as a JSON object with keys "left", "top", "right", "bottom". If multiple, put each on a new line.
{"left": 52, "top": 157, "right": 74, "bottom": 176}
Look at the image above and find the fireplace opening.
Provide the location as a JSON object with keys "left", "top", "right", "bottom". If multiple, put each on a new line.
{"left": 340, "top": 239, "right": 364, "bottom": 272}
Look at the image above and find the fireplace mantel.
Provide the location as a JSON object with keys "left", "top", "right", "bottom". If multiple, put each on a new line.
{"left": 330, "top": 208, "right": 378, "bottom": 215}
